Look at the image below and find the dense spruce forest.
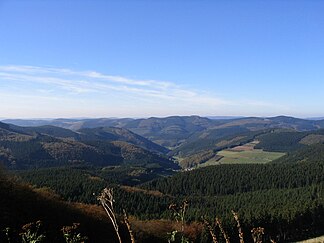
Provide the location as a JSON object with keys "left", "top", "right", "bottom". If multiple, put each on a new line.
{"left": 4, "top": 0, "right": 324, "bottom": 242}
{"left": 2, "top": 116, "right": 324, "bottom": 242}
{"left": 15, "top": 149, "right": 324, "bottom": 241}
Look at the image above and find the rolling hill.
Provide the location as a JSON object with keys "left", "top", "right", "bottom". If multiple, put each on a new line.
{"left": 78, "top": 126, "right": 169, "bottom": 154}
{"left": 5, "top": 116, "right": 324, "bottom": 170}
{"left": 0, "top": 122, "right": 178, "bottom": 170}
{"left": 5, "top": 115, "right": 324, "bottom": 151}
{"left": 5, "top": 116, "right": 324, "bottom": 242}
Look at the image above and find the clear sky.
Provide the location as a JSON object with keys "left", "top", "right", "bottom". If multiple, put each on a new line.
{"left": 0, "top": 0, "right": 324, "bottom": 118}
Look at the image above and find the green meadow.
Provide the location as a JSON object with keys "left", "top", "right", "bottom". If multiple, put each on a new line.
{"left": 201, "top": 149, "right": 285, "bottom": 167}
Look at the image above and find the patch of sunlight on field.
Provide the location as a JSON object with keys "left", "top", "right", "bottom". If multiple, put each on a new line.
{"left": 200, "top": 149, "right": 285, "bottom": 167}
{"left": 198, "top": 140, "right": 285, "bottom": 167}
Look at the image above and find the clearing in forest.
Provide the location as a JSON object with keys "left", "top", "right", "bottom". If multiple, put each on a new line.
{"left": 200, "top": 140, "right": 285, "bottom": 166}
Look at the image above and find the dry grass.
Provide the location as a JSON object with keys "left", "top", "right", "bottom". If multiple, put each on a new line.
{"left": 97, "top": 188, "right": 122, "bottom": 243}
{"left": 123, "top": 210, "right": 135, "bottom": 243}
{"left": 120, "top": 185, "right": 166, "bottom": 197}
{"left": 131, "top": 219, "right": 203, "bottom": 242}
{"left": 295, "top": 235, "right": 324, "bottom": 243}
{"left": 201, "top": 211, "right": 269, "bottom": 243}
{"left": 202, "top": 149, "right": 285, "bottom": 166}
{"left": 215, "top": 136, "right": 246, "bottom": 147}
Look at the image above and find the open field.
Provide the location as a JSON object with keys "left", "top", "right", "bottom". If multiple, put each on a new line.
{"left": 200, "top": 141, "right": 285, "bottom": 167}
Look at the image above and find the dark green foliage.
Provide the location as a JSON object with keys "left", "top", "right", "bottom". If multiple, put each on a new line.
{"left": 0, "top": 138, "right": 56, "bottom": 168}
{"left": 15, "top": 157, "right": 324, "bottom": 242}
{"left": 17, "top": 169, "right": 324, "bottom": 242}
{"left": 10, "top": 125, "right": 80, "bottom": 139}
{"left": 0, "top": 121, "right": 11, "bottom": 130}
{"left": 143, "top": 162, "right": 324, "bottom": 196}
{"left": 127, "top": 115, "right": 324, "bottom": 149}
{"left": 268, "top": 116, "right": 320, "bottom": 131}
{"left": 255, "top": 129, "right": 324, "bottom": 153}
{"left": 0, "top": 123, "right": 178, "bottom": 170}
{"left": 123, "top": 116, "right": 220, "bottom": 148}
{"left": 138, "top": 146, "right": 324, "bottom": 241}
{"left": 172, "top": 129, "right": 265, "bottom": 157}
{"left": 5, "top": 116, "right": 324, "bottom": 151}
{"left": 274, "top": 143, "right": 324, "bottom": 164}
{"left": 111, "top": 141, "right": 178, "bottom": 169}
{"left": 16, "top": 166, "right": 171, "bottom": 204}
{"left": 185, "top": 184, "right": 324, "bottom": 242}
{"left": 196, "top": 126, "right": 250, "bottom": 140}
{"left": 0, "top": 168, "right": 118, "bottom": 243}
{"left": 255, "top": 131, "right": 307, "bottom": 152}
{"left": 178, "top": 150, "right": 216, "bottom": 168}
{"left": 0, "top": 137, "right": 121, "bottom": 169}
{"left": 8, "top": 122, "right": 169, "bottom": 154}
{"left": 4, "top": 118, "right": 324, "bottom": 242}
{"left": 78, "top": 127, "right": 169, "bottom": 154}
{"left": 17, "top": 168, "right": 108, "bottom": 204}
{"left": 172, "top": 126, "right": 249, "bottom": 156}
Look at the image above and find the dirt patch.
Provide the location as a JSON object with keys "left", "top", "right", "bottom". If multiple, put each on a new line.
{"left": 216, "top": 136, "right": 246, "bottom": 147}
{"left": 120, "top": 185, "right": 165, "bottom": 197}
{"left": 228, "top": 140, "right": 259, "bottom": 152}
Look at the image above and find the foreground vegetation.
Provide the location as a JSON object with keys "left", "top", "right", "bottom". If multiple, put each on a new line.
{"left": 3, "top": 117, "right": 324, "bottom": 242}
{"left": 15, "top": 145, "right": 324, "bottom": 242}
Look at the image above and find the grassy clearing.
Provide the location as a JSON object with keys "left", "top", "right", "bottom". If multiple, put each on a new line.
{"left": 200, "top": 141, "right": 285, "bottom": 167}
{"left": 216, "top": 149, "right": 285, "bottom": 164}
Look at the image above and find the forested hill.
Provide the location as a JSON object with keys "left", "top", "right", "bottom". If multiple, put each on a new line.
{"left": 3, "top": 122, "right": 168, "bottom": 154}
{"left": 142, "top": 142, "right": 324, "bottom": 197}
{"left": 4, "top": 115, "right": 324, "bottom": 149}
{"left": 5, "top": 116, "right": 324, "bottom": 242}
{"left": 273, "top": 142, "right": 324, "bottom": 164}
{"left": 0, "top": 122, "right": 178, "bottom": 170}
{"left": 135, "top": 144, "right": 324, "bottom": 241}
{"left": 143, "top": 145, "right": 324, "bottom": 196}
{"left": 3, "top": 118, "right": 324, "bottom": 170}
{"left": 77, "top": 126, "right": 169, "bottom": 154}
{"left": 15, "top": 143, "right": 324, "bottom": 242}
{"left": 173, "top": 126, "right": 324, "bottom": 166}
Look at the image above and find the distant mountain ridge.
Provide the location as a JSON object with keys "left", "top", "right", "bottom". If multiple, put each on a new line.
{"left": 3, "top": 117, "right": 324, "bottom": 242}
{"left": 3, "top": 115, "right": 324, "bottom": 160}
{"left": 4, "top": 115, "right": 324, "bottom": 131}
{"left": 5, "top": 115, "right": 324, "bottom": 145}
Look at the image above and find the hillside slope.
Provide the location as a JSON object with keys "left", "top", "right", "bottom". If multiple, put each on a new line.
{"left": 0, "top": 169, "right": 117, "bottom": 242}
{"left": 0, "top": 122, "right": 178, "bottom": 170}
{"left": 4, "top": 116, "right": 324, "bottom": 151}
{"left": 4, "top": 122, "right": 168, "bottom": 154}
{"left": 78, "top": 126, "right": 169, "bottom": 154}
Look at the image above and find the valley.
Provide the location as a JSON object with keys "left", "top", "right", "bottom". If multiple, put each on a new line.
{"left": 1, "top": 115, "right": 324, "bottom": 242}
{"left": 2, "top": 1, "right": 323, "bottom": 242}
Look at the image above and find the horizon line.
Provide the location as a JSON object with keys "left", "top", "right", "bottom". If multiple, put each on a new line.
{"left": 1, "top": 114, "right": 324, "bottom": 121}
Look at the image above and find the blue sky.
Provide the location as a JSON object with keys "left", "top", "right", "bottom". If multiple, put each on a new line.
{"left": 0, "top": 0, "right": 323, "bottom": 118}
